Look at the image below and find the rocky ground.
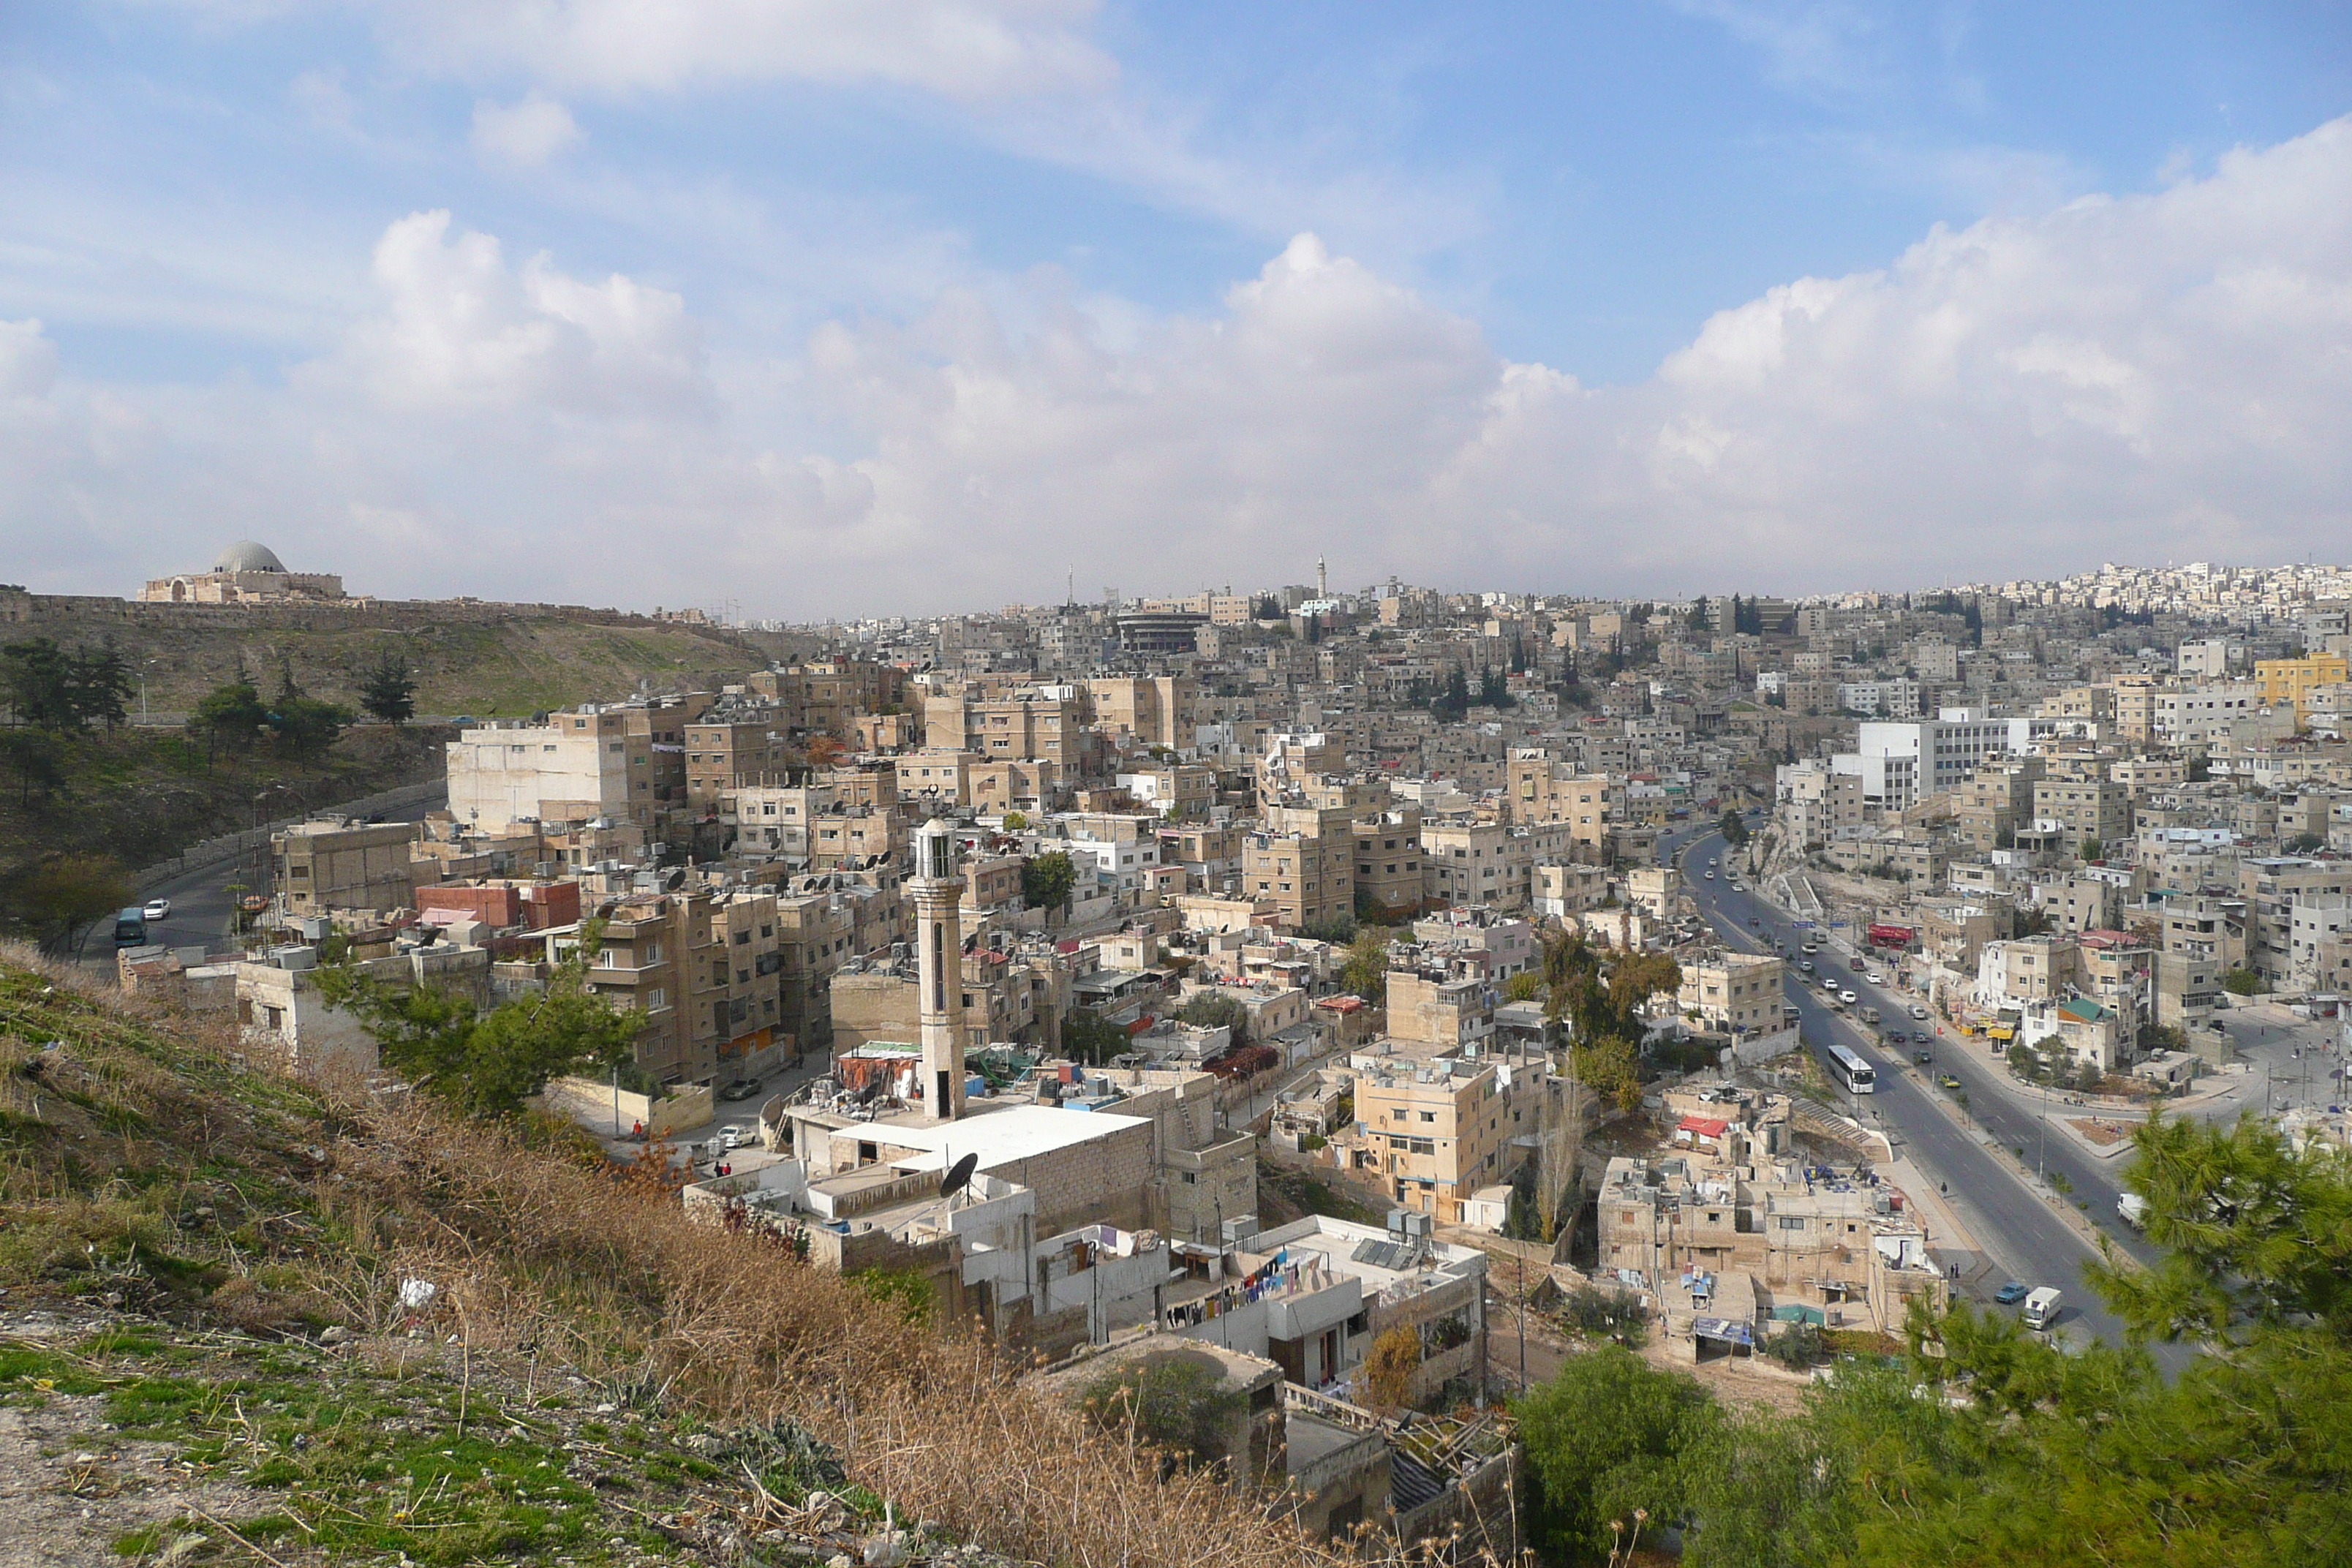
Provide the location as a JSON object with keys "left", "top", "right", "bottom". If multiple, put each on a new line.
{"left": 0, "top": 1306, "right": 1038, "bottom": 1568}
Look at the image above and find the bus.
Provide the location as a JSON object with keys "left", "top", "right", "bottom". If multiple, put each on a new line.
{"left": 1825, "top": 1041, "right": 1877, "bottom": 1095}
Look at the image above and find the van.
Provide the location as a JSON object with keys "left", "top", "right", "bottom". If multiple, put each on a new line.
{"left": 112, "top": 907, "right": 148, "bottom": 946}
{"left": 2022, "top": 1287, "right": 2062, "bottom": 1331}
{"left": 1859, "top": 1006, "right": 1881, "bottom": 1026}
{"left": 2117, "top": 1194, "right": 2149, "bottom": 1229}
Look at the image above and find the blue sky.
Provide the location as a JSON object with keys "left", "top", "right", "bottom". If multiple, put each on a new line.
{"left": 3, "top": 2, "right": 2349, "bottom": 614}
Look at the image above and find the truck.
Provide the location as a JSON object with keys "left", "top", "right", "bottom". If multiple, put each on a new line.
{"left": 2117, "top": 1193, "right": 2150, "bottom": 1229}
{"left": 2021, "top": 1286, "right": 2063, "bottom": 1331}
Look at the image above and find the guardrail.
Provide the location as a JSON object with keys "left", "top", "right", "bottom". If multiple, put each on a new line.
{"left": 129, "top": 777, "right": 450, "bottom": 892}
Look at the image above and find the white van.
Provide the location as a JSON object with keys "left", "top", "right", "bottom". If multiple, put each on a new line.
{"left": 2022, "top": 1287, "right": 2062, "bottom": 1331}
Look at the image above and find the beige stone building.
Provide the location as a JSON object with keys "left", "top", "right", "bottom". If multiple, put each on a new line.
{"left": 272, "top": 819, "right": 418, "bottom": 919}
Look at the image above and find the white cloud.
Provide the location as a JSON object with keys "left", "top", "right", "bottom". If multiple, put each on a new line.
{"left": 470, "top": 93, "right": 584, "bottom": 169}
{"left": 7, "top": 118, "right": 2352, "bottom": 611}
{"left": 0, "top": 320, "right": 61, "bottom": 399}
{"left": 375, "top": 0, "right": 1115, "bottom": 102}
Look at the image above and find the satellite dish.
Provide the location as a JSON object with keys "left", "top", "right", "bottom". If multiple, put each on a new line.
{"left": 939, "top": 1151, "right": 979, "bottom": 1199}
{"left": 664, "top": 867, "right": 687, "bottom": 892}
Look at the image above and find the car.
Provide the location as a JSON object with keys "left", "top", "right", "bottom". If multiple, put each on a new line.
{"left": 1839, "top": 990, "right": 1858, "bottom": 1004}
{"left": 1801, "top": 942, "right": 1818, "bottom": 954}
{"left": 1994, "top": 1281, "right": 2030, "bottom": 1305}
{"left": 1866, "top": 970, "right": 1885, "bottom": 984}
{"left": 1799, "top": 960, "right": 1814, "bottom": 972}
{"left": 717, "top": 1125, "right": 747, "bottom": 1152}
{"left": 1913, "top": 1049, "right": 1934, "bottom": 1065}
{"left": 142, "top": 898, "right": 171, "bottom": 921}
{"left": 1705, "top": 870, "right": 1716, "bottom": 879}
{"left": 1748, "top": 916, "right": 1761, "bottom": 926}
{"left": 1938, "top": 1073, "right": 1963, "bottom": 1090}
{"left": 718, "top": 1077, "right": 764, "bottom": 1101}
{"left": 1910, "top": 1004, "right": 1930, "bottom": 1020}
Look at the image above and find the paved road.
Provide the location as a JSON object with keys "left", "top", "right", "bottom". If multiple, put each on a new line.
{"left": 1667, "top": 825, "right": 2190, "bottom": 1368}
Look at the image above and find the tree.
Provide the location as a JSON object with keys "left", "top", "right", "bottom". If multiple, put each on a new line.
{"left": 5, "top": 853, "right": 132, "bottom": 954}
{"left": 1718, "top": 808, "right": 1749, "bottom": 848}
{"left": 357, "top": 653, "right": 418, "bottom": 725}
{"left": 1175, "top": 990, "right": 1249, "bottom": 1039}
{"left": 269, "top": 693, "right": 353, "bottom": 759}
{"left": 67, "top": 640, "right": 133, "bottom": 730}
{"left": 2222, "top": 966, "right": 2264, "bottom": 996}
{"left": 1362, "top": 1326, "right": 1422, "bottom": 1410}
{"left": 1338, "top": 927, "right": 1392, "bottom": 1000}
{"left": 317, "top": 923, "right": 642, "bottom": 1119}
{"left": 1079, "top": 1354, "right": 1246, "bottom": 1469}
{"left": 1504, "top": 970, "right": 1542, "bottom": 1003}
{"left": 1020, "top": 848, "right": 1077, "bottom": 918}
{"left": 1, "top": 638, "right": 78, "bottom": 728}
{"left": 2286, "top": 832, "right": 2328, "bottom": 854}
{"left": 805, "top": 734, "right": 846, "bottom": 769}
{"left": 0, "top": 728, "right": 64, "bottom": 806}
{"left": 2089, "top": 1109, "right": 2352, "bottom": 1346}
{"left": 192, "top": 679, "right": 268, "bottom": 760}
{"left": 1538, "top": 927, "right": 1681, "bottom": 1111}
{"left": 1516, "top": 1346, "right": 1720, "bottom": 1563}
{"left": 1060, "top": 1008, "right": 1129, "bottom": 1065}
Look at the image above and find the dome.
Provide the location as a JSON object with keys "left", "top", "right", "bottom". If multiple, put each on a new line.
{"left": 213, "top": 540, "right": 287, "bottom": 575}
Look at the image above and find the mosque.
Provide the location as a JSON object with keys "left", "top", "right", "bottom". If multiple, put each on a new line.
{"left": 138, "top": 541, "right": 348, "bottom": 605}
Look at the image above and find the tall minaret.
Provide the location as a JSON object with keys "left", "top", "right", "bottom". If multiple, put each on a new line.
{"left": 1317, "top": 555, "right": 1327, "bottom": 600}
{"left": 911, "top": 818, "right": 968, "bottom": 1121}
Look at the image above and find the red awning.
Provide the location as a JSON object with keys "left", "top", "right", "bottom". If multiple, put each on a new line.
{"left": 1677, "top": 1115, "right": 1730, "bottom": 1138}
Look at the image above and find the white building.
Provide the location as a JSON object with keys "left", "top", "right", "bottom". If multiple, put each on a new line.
{"left": 1831, "top": 709, "right": 2054, "bottom": 813}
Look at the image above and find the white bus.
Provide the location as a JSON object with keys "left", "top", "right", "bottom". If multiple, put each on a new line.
{"left": 1825, "top": 1041, "right": 1877, "bottom": 1095}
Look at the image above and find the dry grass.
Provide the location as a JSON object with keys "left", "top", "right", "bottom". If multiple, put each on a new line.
{"left": 0, "top": 949, "right": 1506, "bottom": 1568}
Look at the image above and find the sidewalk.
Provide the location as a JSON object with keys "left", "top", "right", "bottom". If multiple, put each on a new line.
{"left": 1883, "top": 1149, "right": 2006, "bottom": 1300}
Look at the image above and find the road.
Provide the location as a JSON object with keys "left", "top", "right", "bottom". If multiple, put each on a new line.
{"left": 80, "top": 781, "right": 452, "bottom": 965}
{"left": 1667, "top": 824, "right": 2190, "bottom": 1368}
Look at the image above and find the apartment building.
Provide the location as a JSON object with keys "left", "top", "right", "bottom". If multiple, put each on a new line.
{"left": 1243, "top": 824, "right": 1353, "bottom": 932}
{"left": 1347, "top": 1055, "right": 1544, "bottom": 1223}
{"left": 2154, "top": 683, "right": 2264, "bottom": 747}
{"left": 1088, "top": 675, "right": 1199, "bottom": 750}
{"left": 1420, "top": 818, "right": 1571, "bottom": 912}
{"left": 1775, "top": 759, "right": 1866, "bottom": 847}
{"left": 1115, "top": 763, "right": 1216, "bottom": 819}
{"left": 1503, "top": 748, "right": 1613, "bottom": 853}
{"left": 447, "top": 712, "right": 636, "bottom": 829}
{"left": 2256, "top": 654, "right": 2350, "bottom": 719}
{"left": 1351, "top": 807, "right": 1426, "bottom": 919}
{"left": 924, "top": 689, "right": 1088, "bottom": 766}
{"left": 272, "top": 819, "right": 418, "bottom": 918}
{"left": 1533, "top": 862, "right": 1610, "bottom": 917}
{"left": 894, "top": 750, "right": 973, "bottom": 810}
{"left": 1385, "top": 962, "right": 1496, "bottom": 1050}
{"left": 1677, "top": 953, "right": 1787, "bottom": 1034}
{"left": 2032, "top": 777, "right": 2133, "bottom": 851}
{"left": 683, "top": 712, "right": 794, "bottom": 808}
{"left": 2239, "top": 859, "right": 2352, "bottom": 983}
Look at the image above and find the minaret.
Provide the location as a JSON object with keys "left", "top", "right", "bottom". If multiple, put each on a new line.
{"left": 911, "top": 818, "right": 968, "bottom": 1121}
{"left": 1317, "top": 555, "right": 1327, "bottom": 600}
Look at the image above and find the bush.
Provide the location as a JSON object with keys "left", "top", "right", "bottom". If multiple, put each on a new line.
{"left": 1554, "top": 1286, "right": 1649, "bottom": 1341}
{"left": 1515, "top": 1346, "right": 1719, "bottom": 1563}
{"left": 1077, "top": 1354, "right": 1244, "bottom": 1468}
{"left": 1766, "top": 1322, "right": 1826, "bottom": 1369}
{"left": 2223, "top": 967, "right": 2264, "bottom": 996}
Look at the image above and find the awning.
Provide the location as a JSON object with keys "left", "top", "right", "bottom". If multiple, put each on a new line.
{"left": 1676, "top": 1115, "right": 1731, "bottom": 1138}
{"left": 1691, "top": 1316, "right": 1754, "bottom": 1346}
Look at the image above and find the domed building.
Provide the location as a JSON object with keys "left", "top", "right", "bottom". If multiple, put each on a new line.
{"left": 139, "top": 541, "right": 346, "bottom": 605}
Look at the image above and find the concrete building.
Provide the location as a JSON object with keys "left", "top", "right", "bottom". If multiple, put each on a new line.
{"left": 447, "top": 712, "right": 636, "bottom": 829}
{"left": 271, "top": 819, "right": 418, "bottom": 919}
{"left": 140, "top": 540, "right": 345, "bottom": 604}
{"left": 1678, "top": 953, "right": 1787, "bottom": 1035}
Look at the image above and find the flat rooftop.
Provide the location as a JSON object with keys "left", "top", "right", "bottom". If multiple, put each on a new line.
{"left": 853, "top": 1100, "right": 1152, "bottom": 1173}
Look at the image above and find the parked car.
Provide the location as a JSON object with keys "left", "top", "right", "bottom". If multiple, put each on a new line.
{"left": 1994, "top": 1281, "right": 2030, "bottom": 1305}
{"left": 718, "top": 1077, "right": 763, "bottom": 1101}
{"left": 143, "top": 898, "right": 171, "bottom": 921}
{"left": 717, "top": 1124, "right": 750, "bottom": 1151}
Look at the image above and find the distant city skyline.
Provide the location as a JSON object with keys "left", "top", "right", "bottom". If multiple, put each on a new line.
{"left": 4, "top": 4, "right": 2348, "bottom": 614}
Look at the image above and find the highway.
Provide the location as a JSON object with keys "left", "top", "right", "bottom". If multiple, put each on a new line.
{"left": 1667, "top": 823, "right": 2190, "bottom": 1367}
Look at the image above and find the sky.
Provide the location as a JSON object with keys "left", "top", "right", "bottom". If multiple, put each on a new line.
{"left": 3, "top": 1, "right": 2349, "bottom": 619}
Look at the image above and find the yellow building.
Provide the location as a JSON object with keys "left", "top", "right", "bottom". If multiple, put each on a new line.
{"left": 2255, "top": 654, "right": 2350, "bottom": 720}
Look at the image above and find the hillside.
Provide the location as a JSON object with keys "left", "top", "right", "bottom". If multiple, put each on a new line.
{"left": 0, "top": 725, "right": 449, "bottom": 935}
{"left": 0, "top": 956, "right": 1344, "bottom": 1568}
{"left": 11, "top": 604, "right": 810, "bottom": 720}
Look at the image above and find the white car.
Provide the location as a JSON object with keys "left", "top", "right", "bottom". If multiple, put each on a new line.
{"left": 1866, "top": 970, "right": 1884, "bottom": 984}
{"left": 1705, "top": 870, "right": 1716, "bottom": 879}
{"left": 143, "top": 899, "right": 170, "bottom": 921}
{"left": 718, "top": 1125, "right": 750, "bottom": 1151}
{"left": 1839, "top": 990, "right": 1858, "bottom": 1004}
